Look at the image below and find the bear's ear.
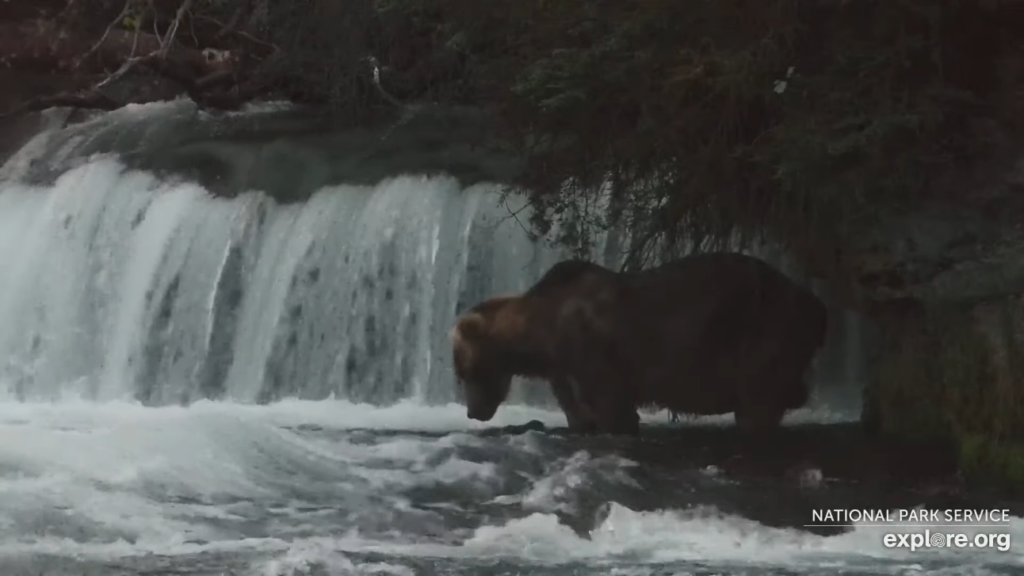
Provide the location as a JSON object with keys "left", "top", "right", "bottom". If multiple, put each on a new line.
{"left": 450, "top": 312, "right": 486, "bottom": 345}
{"left": 451, "top": 313, "right": 488, "bottom": 374}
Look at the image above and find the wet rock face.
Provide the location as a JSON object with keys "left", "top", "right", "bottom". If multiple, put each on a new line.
{"left": 863, "top": 295, "right": 1024, "bottom": 484}
{"left": 849, "top": 163, "right": 1024, "bottom": 307}
{"left": 0, "top": 70, "right": 185, "bottom": 172}
{"left": 0, "top": 112, "right": 48, "bottom": 168}
{"left": 1, "top": 101, "right": 523, "bottom": 204}
{"left": 846, "top": 45, "right": 1024, "bottom": 309}
{"left": 0, "top": 71, "right": 80, "bottom": 167}
{"left": 844, "top": 45, "right": 1024, "bottom": 485}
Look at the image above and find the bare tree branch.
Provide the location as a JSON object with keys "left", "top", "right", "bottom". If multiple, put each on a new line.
{"left": 0, "top": 91, "right": 121, "bottom": 120}
{"left": 94, "top": 17, "right": 143, "bottom": 89}
{"left": 158, "top": 0, "right": 193, "bottom": 59}
{"left": 194, "top": 14, "right": 277, "bottom": 52}
{"left": 76, "top": 0, "right": 132, "bottom": 67}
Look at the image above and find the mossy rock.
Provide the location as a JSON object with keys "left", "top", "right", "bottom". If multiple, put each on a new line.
{"left": 957, "top": 434, "right": 1024, "bottom": 487}
{"left": 866, "top": 297, "right": 1024, "bottom": 488}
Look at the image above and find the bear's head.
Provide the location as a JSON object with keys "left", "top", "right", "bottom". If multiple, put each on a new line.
{"left": 450, "top": 296, "right": 525, "bottom": 421}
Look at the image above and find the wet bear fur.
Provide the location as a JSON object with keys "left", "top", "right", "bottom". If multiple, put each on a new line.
{"left": 450, "top": 252, "right": 828, "bottom": 435}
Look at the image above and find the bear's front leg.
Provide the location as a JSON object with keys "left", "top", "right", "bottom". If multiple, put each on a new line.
{"left": 575, "top": 360, "right": 640, "bottom": 436}
{"left": 558, "top": 326, "right": 638, "bottom": 435}
{"left": 550, "top": 375, "right": 597, "bottom": 433}
{"left": 594, "top": 394, "right": 640, "bottom": 435}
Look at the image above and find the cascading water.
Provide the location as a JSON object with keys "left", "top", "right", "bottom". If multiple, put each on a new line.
{"left": 1, "top": 102, "right": 1010, "bottom": 576}
{"left": 0, "top": 157, "right": 609, "bottom": 407}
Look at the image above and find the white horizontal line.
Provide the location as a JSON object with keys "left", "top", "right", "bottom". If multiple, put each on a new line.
{"left": 804, "top": 524, "right": 1011, "bottom": 528}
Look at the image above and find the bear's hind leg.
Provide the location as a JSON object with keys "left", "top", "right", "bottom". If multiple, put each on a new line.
{"left": 734, "top": 397, "right": 788, "bottom": 452}
{"left": 734, "top": 404, "right": 785, "bottom": 429}
{"left": 596, "top": 401, "right": 640, "bottom": 435}
{"left": 733, "top": 349, "right": 805, "bottom": 432}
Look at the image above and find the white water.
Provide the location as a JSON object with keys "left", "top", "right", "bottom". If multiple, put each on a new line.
{"left": 0, "top": 399, "right": 1019, "bottom": 575}
{"left": 0, "top": 104, "right": 1011, "bottom": 575}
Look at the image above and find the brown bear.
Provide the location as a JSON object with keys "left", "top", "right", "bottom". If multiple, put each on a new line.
{"left": 450, "top": 252, "right": 828, "bottom": 435}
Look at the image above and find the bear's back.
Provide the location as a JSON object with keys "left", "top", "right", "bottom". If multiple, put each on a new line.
{"left": 627, "top": 252, "right": 816, "bottom": 316}
{"left": 618, "top": 252, "right": 826, "bottom": 367}
{"left": 526, "top": 259, "right": 614, "bottom": 296}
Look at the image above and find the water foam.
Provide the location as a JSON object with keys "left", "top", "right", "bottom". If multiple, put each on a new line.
{"left": 7, "top": 392, "right": 1024, "bottom": 576}
{"left": 0, "top": 400, "right": 538, "bottom": 556}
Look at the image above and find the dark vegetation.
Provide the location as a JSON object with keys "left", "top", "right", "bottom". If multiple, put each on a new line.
{"left": 428, "top": 0, "right": 1024, "bottom": 277}
{"left": 4, "top": 0, "right": 1022, "bottom": 273}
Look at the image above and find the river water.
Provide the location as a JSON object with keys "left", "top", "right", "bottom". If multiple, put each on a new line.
{"left": 0, "top": 103, "right": 1019, "bottom": 575}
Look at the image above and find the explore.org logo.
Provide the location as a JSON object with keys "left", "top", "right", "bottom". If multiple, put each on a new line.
{"left": 882, "top": 530, "right": 1011, "bottom": 552}
{"left": 807, "top": 508, "right": 1014, "bottom": 553}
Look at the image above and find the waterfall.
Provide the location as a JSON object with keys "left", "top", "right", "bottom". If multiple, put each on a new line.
{"left": 0, "top": 102, "right": 865, "bottom": 414}
{"left": 0, "top": 157, "right": 613, "bottom": 406}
